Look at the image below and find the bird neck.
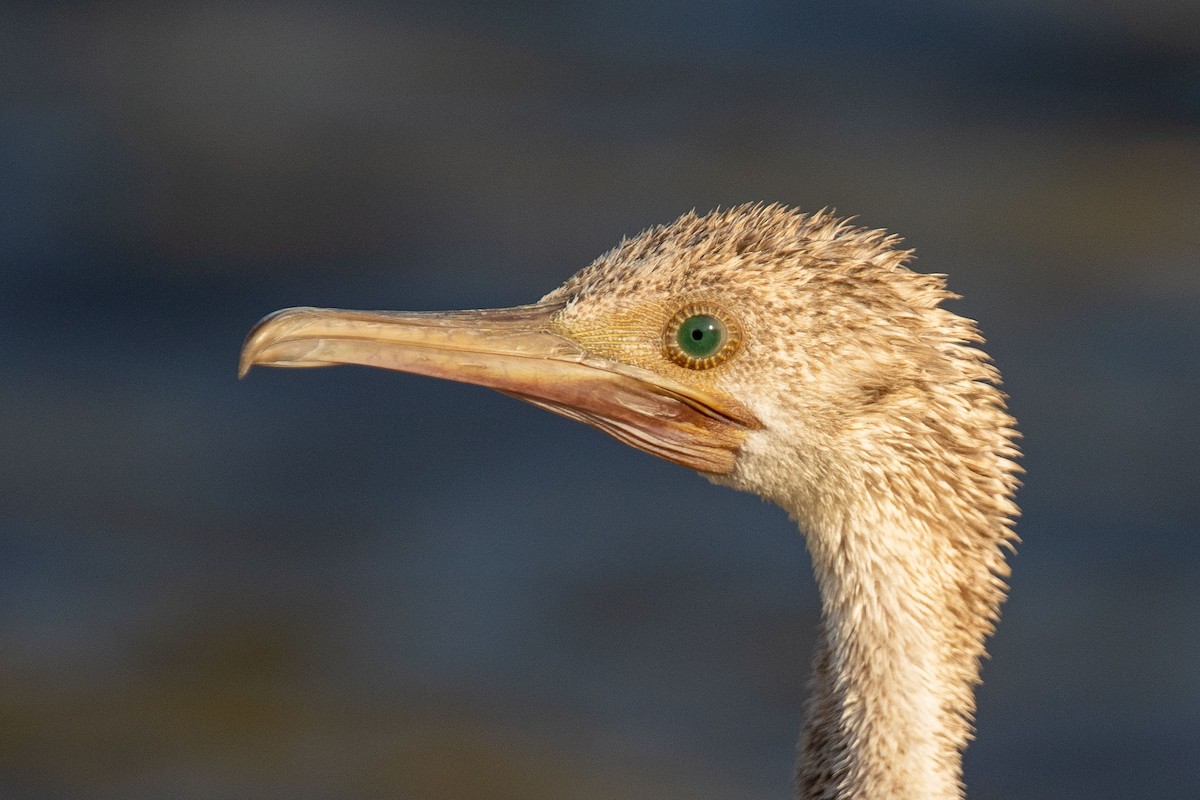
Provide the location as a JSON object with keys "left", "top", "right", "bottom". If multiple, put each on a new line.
{"left": 779, "top": 449, "right": 1014, "bottom": 800}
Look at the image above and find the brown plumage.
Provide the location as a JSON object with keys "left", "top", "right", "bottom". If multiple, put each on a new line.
{"left": 241, "top": 204, "right": 1021, "bottom": 800}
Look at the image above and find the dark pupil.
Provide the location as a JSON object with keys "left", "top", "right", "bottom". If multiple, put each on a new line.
{"left": 677, "top": 314, "right": 726, "bottom": 358}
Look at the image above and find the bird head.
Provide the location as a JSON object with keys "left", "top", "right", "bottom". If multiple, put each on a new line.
{"left": 241, "top": 204, "right": 1002, "bottom": 514}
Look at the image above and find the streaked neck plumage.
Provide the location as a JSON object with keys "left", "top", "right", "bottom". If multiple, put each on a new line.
{"left": 730, "top": 318, "right": 1020, "bottom": 800}
{"left": 794, "top": 485, "right": 987, "bottom": 800}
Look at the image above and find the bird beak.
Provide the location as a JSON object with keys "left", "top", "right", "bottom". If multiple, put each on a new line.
{"left": 239, "top": 302, "right": 760, "bottom": 474}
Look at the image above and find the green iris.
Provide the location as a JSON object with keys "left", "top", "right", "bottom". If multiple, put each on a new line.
{"left": 663, "top": 303, "right": 740, "bottom": 370}
{"left": 676, "top": 314, "right": 727, "bottom": 359}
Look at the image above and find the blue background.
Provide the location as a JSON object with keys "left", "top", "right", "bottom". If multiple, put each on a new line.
{"left": 2, "top": 3, "right": 1198, "bottom": 798}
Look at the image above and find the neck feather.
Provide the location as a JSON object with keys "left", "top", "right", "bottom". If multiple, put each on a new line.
{"left": 796, "top": 501, "right": 974, "bottom": 799}
{"left": 707, "top": 265, "right": 1021, "bottom": 799}
{"left": 776, "top": 405, "right": 1019, "bottom": 800}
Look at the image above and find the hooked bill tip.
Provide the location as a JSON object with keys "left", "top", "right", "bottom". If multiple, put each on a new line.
{"left": 238, "top": 306, "right": 312, "bottom": 380}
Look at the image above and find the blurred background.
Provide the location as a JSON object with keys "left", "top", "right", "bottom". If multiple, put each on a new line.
{"left": 2, "top": 2, "right": 1198, "bottom": 799}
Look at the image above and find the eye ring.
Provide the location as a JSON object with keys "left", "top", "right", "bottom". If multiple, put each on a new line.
{"left": 663, "top": 303, "right": 741, "bottom": 370}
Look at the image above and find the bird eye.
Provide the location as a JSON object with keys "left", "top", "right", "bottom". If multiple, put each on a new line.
{"left": 664, "top": 304, "right": 740, "bottom": 369}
